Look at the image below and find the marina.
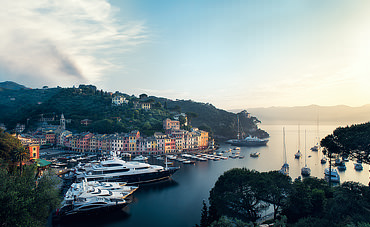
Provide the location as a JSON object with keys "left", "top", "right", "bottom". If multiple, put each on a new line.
{"left": 52, "top": 123, "right": 369, "bottom": 227}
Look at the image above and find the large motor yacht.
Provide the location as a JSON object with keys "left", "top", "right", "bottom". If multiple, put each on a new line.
{"left": 56, "top": 180, "right": 138, "bottom": 216}
{"left": 73, "top": 158, "right": 179, "bottom": 184}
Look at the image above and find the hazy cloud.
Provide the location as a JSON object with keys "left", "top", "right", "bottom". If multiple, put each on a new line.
{"left": 0, "top": 0, "right": 147, "bottom": 87}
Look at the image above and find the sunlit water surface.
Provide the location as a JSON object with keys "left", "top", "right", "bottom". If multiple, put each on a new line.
{"left": 55, "top": 123, "right": 368, "bottom": 227}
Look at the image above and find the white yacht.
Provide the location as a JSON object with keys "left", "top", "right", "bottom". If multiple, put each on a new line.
{"left": 73, "top": 158, "right": 179, "bottom": 184}
{"left": 57, "top": 180, "right": 138, "bottom": 216}
{"left": 65, "top": 181, "right": 138, "bottom": 200}
{"left": 132, "top": 155, "right": 148, "bottom": 161}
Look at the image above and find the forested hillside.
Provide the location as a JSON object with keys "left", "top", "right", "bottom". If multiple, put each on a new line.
{"left": 0, "top": 82, "right": 268, "bottom": 139}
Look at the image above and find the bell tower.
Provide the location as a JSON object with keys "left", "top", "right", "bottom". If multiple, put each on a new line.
{"left": 60, "top": 113, "right": 66, "bottom": 130}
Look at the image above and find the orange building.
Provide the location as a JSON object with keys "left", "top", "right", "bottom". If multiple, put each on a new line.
{"left": 197, "top": 130, "right": 209, "bottom": 150}
{"left": 28, "top": 144, "right": 40, "bottom": 160}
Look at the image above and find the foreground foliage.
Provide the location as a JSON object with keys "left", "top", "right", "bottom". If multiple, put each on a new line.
{"left": 208, "top": 169, "right": 291, "bottom": 224}
{"left": 201, "top": 168, "right": 370, "bottom": 227}
{"left": 321, "top": 122, "right": 370, "bottom": 164}
{"left": 0, "top": 165, "right": 61, "bottom": 227}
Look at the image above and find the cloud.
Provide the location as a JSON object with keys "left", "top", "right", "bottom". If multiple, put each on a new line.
{"left": 0, "top": 0, "right": 147, "bottom": 87}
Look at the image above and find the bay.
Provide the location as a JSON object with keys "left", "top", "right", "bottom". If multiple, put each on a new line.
{"left": 55, "top": 123, "right": 368, "bottom": 227}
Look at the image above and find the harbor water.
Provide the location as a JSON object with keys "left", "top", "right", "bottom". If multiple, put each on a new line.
{"left": 54, "top": 123, "right": 369, "bottom": 227}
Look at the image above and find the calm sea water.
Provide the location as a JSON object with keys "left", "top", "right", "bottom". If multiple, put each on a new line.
{"left": 55, "top": 123, "right": 369, "bottom": 227}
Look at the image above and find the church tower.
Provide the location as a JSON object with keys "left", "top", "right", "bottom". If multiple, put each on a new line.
{"left": 60, "top": 113, "right": 66, "bottom": 130}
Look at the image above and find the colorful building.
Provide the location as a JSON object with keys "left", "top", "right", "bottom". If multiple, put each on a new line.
{"left": 163, "top": 118, "right": 180, "bottom": 131}
{"left": 27, "top": 144, "right": 40, "bottom": 160}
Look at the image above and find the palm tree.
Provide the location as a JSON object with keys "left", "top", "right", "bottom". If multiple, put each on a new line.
{"left": 12, "top": 147, "right": 29, "bottom": 175}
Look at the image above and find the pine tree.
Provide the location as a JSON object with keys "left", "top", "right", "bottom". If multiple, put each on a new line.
{"left": 200, "top": 200, "right": 209, "bottom": 227}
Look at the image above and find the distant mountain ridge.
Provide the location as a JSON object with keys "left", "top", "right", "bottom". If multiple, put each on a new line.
{"left": 230, "top": 105, "right": 370, "bottom": 125}
{"left": 0, "top": 81, "right": 29, "bottom": 90}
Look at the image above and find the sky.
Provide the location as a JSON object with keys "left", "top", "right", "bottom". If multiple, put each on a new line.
{"left": 1, "top": 0, "right": 370, "bottom": 110}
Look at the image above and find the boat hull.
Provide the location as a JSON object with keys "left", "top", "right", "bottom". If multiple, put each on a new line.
{"left": 57, "top": 201, "right": 128, "bottom": 217}
{"left": 77, "top": 167, "right": 180, "bottom": 185}
{"left": 225, "top": 139, "right": 268, "bottom": 147}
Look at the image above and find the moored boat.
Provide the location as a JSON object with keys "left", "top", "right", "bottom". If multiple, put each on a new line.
{"left": 279, "top": 127, "right": 289, "bottom": 176}
{"left": 324, "top": 168, "right": 340, "bottom": 183}
{"left": 294, "top": 151, "right": 302, "bottom": 159}
{"left": 56, "top": 180, "right": 138, "bottom": 217}
{"left": 226, "top": 136, "right": 268, "bottom": 147}
{"left": 354, "top": 163, "right": 363, "bottom": 171}
{"left": 132, "top": 155, "right": 148, "bottom": 161}
{"left": 73, "top": 158, "right": 179, "bottom": 184}
{"left": 321, "top": 156, "right": 327, "bottom": 164}
{"left": 301, "top": 130, "right": 311, "bottom": 177}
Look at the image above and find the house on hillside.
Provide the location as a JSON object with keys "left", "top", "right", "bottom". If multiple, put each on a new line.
{"left": 81, "top": 119, "right": 92, "bottom": 126}
{"left": 133, "top": 101, "right": 151, "bottom": 110}
{"left": 163, "top": 118, "right": 180, "bottom": 131}
{"left": 112, "top": 95, "right": 128, "bottom": 105}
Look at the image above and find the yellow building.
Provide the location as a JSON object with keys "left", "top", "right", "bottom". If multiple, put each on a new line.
{"left": 198, "top": 130, "right": 209, "bottom": 150}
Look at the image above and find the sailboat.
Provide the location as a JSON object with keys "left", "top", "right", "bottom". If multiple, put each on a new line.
{"left": 311, "top": 113, "right": 320, "bottom": 152}
{"left": 294, "top": 125, "right": 302, "bottom": 159}
{"left": 279, "top": 127, "right": 289, "bottom": 176}
{"left": 301, "top": 130, "right": 311, "bottom": 177}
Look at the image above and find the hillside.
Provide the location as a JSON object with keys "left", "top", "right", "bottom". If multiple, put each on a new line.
{"left": 231, "top": 105, "right": 370, "bottom": 125}
{"left": 0, "top": 82, "right": 268, "bottom": 140}
{"left": 0, "top": 81, "right": 29, "bottom": 90}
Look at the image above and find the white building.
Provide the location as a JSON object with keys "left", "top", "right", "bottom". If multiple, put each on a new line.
{"left": 112, "top": 95, "right": 128, "bottom": 105}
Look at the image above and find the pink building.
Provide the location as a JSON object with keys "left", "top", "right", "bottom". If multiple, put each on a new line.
{"left": 163, "top": 118, "right": 180, "bottom": 131}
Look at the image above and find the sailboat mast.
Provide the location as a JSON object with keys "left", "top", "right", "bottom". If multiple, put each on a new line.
{"left": 298, "top": 124, "right": 300, "bottom": 152}
{"left": 283, "top": 127, "right": 286, "bottom": 164}
{"left": 305, "top": 129, "right": 307, "bottom": 167}
{"left": 237, "top": 115, "right": 240, "bottom": 140}
{"left": 317, "top": 111, "right": 320, "bottom": 150}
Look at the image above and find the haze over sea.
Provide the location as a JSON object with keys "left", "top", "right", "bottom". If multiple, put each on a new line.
{"left": 55, "top": 121, "right": 367, "bottom": 227}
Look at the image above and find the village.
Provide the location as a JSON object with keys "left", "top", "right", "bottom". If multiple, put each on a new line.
{"left": 15, "top": 113, "right": 212, "bottom": 157}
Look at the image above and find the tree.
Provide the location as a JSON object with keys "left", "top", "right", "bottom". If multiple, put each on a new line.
{"left": 209, "top": 168, "right": 268, "bottom": 223}
{"left": 321, "top": 123, "right": 370, "bottom": 164}
{"left": 12, "top": 147, "right": 28, "bottom": 175}
{"left": 0, "top": 165, "right": 61, "bottom": 226}
{"left": 186, "top": 112, "right": 198, "bottom": 126}
{"left": 325, "top": 182, "right": 370, "bottom": 226}
{"left": 282, "top": 177, "right": 331, "bottom": 223}
{"left": 179, "top": 115, "right": 187, "bottom": 127}
{"left": 321, "top": 134, "right": 343, "bottom": 187}
{"left": 200, "top": 200, "right": 209, "bottom": 227}
{"left": 209, "top": 216, "right": 253, "bottom": 227}
{"left": 0, "top": 129, "right": 29, "bottom": 173}
{"left": 259, "top": 171, "right": 291, "bottom": 219}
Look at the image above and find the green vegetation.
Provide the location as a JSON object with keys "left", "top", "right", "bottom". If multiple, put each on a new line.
{"left": 160, "top": 99, "right": 268, "bottom": 139}
{"left": 206, "top": 169, "right": 290, "bottom": 225}
{"left": 199, "top": 168, "right": 370, "bottom": 227}
{"left": 0, "top": 129, "right": 28, "bottom": 173}
{"left": 0, "top": 166, "right": 61, "bottom": 227}
{"left": 0, "top": 82, "right": 268, "bottom": 139}
{"left": 0, "top": 129, "right": 61, "bottom": 226}
{"left": 321, "top": 122, "right": 370, "bottom": 164}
